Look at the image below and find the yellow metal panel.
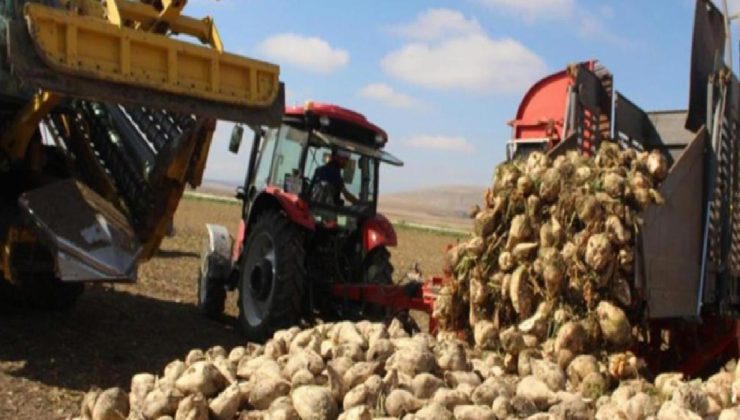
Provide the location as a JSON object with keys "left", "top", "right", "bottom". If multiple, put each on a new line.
{"left": 24, "top": 3, "right": 280, "bottom": 108}
{"left": 141, "top": 121, "right": 216, "bottom": 260}
{"left": 178, "top": 52, "right": 210, "bottom": 92}
{"left": 130, "top": 38, "right": 169, "bottom": 83}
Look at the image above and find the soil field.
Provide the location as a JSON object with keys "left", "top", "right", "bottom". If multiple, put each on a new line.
{"left": 0, "top": 198, "right": 464, "bottom": 419}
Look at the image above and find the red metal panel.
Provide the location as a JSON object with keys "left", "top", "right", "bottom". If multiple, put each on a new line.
{"left": 329, "top": 277, "right": 443, "bottom": 334}
{"left": 285, "top": 102, "right": 387, "bottom": 139}
{"left": 330, "top": 283, "right": 431, "bottom": 312}
{"left": 362, "top": 213, "right": 397, "bottom": 251}
{"left": 511, "top": 69, "right": 572, "bottom": 142}
{"left": 676, "top": 318, "right": 740, "bottom": 376}
{"left": 641, "top": 317, "right": 740, "bottom": 377}
{"left": 263, "top": 186, "right": 316, "bottom": 231}
{"left": 510, "top": 60, "right": 597, "bottom": 145}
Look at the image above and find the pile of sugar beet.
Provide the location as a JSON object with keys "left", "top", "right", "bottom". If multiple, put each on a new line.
{"left": 77, "top": 143, "right": 740, "bottom": 420}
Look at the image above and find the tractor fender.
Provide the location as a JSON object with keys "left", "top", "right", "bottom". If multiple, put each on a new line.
{"left": 362, "top": 213, "right": 397, "bottom": 252}
{"left": 254, "top": 187, "right": 316, "bottom": 231}
{"left": 236, "top": 190, "right": 314, "bottom": 265}
{"left": 203, "top": 223, "right": 233, "bottom": 281}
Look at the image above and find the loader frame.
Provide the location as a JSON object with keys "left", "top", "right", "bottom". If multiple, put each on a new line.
{"left": 0, "top": 0, "right": 283, "bottom": 308}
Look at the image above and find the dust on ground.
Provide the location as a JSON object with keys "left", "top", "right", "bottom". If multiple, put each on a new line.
{"left": 0, "top": 198, "right": 463, "bottom": 419}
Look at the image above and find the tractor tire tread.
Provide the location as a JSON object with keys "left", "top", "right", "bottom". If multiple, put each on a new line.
{"left": 365, "top": 247, "right": 394, "bottom": 285}
{"left": 239, "top": 210, "right": 306, "bottom": 341}
{"left": 361, "top": 247, "right": 394, "bottom": 320}
{"left": 198, "top": 266, "right": 226, "bottom": 319}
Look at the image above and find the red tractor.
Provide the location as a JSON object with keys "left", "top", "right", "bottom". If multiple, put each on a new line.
{"left": 198, "top": 102, "right": 404, "bottom": 340}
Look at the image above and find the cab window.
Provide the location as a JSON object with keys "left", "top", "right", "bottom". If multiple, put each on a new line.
{"left": 303, "top": 145, "right": 377, "bottom": 204}
{"left": 253, "top": 128, "right": 277, "bottom": 190}
{"left": 270, "top": 125, "right": 308, "bottom": 190}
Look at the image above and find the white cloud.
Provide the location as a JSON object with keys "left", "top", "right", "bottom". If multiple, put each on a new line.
{"left": 406, "top": 135, "right": 475, "bottom": 154}
{"left": 476, "top": 0, "right": 627, "bottom": 47}
{"left": 381, "top": 34, "right": 546, "bottom": 94}
{"left": 358, "top": 83, "right": 420, "bottom": 109}
{"left": 258, "top": 33, "right": 348, "bottom": 74}
{"left": 390, "top": 8, "right": 482, "bottom": 41}
{"left": 477, "top": 0, "right": 574, "bottom": 22}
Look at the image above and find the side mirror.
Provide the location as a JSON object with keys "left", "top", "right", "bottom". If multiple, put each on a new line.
{"left": 235, "top": 186, "right": 246, "bottom": 200}
{"left": 229, "top": 124, "right": 245, "bottom": 154}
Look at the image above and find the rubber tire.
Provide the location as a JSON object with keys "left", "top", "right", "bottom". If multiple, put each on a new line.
{"left": 364, "top": 247, "right": 394, "bottom": 285}
{"left": 238, "top": 210, "right": 305, "bottom": 342}
{"left": 362, "top": 246, "right": 394, "bottom": 319}
{"left": 24, "top": 277, "right": 84, "bottom": 311}
{"left": 1, "top": 241, "right": 83, "bottom": 311}
{"left": 197, "top": 255, "right": 226, "bottom": 319}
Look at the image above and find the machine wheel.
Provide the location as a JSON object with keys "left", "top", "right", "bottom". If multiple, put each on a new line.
{"left": 6, "top": 242, "right": 84, "bottom": 311}
{"left": 238, "top": 210, "right": 306, "bottom": 341}
{"left": 23, "top": 277, "right": 84, "bottom": 311}
{"left": 197, "top": 254, "right": 226, "bottom": 319}
{"left": 364, "top": 247, "right": 394, "bottom": 285}
{"left": 361, "top": 247, "right": 394, "bottom": 319}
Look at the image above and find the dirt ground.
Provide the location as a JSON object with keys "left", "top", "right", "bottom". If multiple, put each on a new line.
{"left": 0, "top": 198, "right": 464, "bottom": 419}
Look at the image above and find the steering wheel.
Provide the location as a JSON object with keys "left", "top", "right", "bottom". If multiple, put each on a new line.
{"left": 349, "top": 202, "right": 371, "bottom": 214}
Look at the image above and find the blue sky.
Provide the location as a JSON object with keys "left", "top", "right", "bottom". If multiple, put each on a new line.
{"left": 187, "top": 0, "right": 726, "bottom": 193}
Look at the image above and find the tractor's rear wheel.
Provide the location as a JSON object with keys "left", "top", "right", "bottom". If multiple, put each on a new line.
{"left": 238, "top": 210, "right": 306, "bottom": 341}
{"left": 361, "top": 246, "right": 394, "bottom": 319}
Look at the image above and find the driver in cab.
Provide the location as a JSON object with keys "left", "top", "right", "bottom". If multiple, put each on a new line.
{"left": 313, "top": 149, "right": 359, "bottom": 205}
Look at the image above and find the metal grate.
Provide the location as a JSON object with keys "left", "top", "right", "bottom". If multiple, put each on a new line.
{"left": 44, "top": 101, "right": 199, "bottom": 237}
{"left": 704, "top": 79, "right": 740, "bottom": 308}
{"left": 728, "top": 107, "right": 740, "bottom": 277}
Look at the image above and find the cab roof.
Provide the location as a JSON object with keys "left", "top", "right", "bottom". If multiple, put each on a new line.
{"left": 284, "top": 102, "right": 388, "bottom": 143}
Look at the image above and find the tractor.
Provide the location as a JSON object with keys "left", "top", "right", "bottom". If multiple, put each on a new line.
{"left": 198, "top": 102, "right": 404, "bottom": 340}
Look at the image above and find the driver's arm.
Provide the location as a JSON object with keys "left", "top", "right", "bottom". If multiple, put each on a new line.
{"left": 341, "top": 186, "right": 359, "bottom": 205}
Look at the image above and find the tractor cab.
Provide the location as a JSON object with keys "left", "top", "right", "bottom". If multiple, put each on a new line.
{"left": 248, "top": 102, "right": 403, "bottom": 229}
{"left": 200, "top": 102, "right": 405, "bottom": 340}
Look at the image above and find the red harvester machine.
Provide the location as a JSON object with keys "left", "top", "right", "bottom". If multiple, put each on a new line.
{"left": 506, "top": 0, "right": 740, "bottom": 376}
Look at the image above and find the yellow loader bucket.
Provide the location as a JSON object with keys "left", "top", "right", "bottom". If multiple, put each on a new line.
{"left": 9, "top": 3, "right": 283, "bottom": 125}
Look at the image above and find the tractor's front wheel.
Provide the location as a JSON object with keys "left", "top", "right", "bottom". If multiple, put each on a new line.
{"left": 238, "top": 210, "right": 306, "bottom": 341}
{"left": 197, "top": 254, "right": 226, "bottom": 320}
